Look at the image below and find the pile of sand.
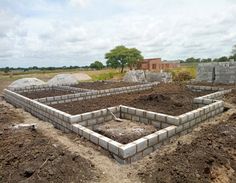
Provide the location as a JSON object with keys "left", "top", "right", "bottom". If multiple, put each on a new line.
{"left": 8, "top": 78, "right": 45, "bottom": 89}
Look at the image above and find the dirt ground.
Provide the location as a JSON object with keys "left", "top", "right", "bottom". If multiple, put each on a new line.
{"left": 74, "top": 81, "right": 140, "bottom": 90}
{"left": 0, "top": 102, "right": 99, "bottom": 183}
{"left": 95, "top": 120, "right": 157, "bottom": 144}
{"left": 1, "top": 82, "right": 236, "bottom": 183}
{"left": 137, "top": 110, "right": 236, "bottom": 183}
{"left": 19, "top": 89, "right": 76, "bottom": 99}
{"left": 51, "top": 83, "right": 210, "bottom": 116}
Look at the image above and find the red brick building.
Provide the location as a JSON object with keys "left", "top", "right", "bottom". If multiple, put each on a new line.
{"left": 138, "top": 58, "right": 180, "bottom": 71}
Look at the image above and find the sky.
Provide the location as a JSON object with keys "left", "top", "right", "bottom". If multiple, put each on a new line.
{"left": 0, "top": 0, "right": 236, "bottom": 67}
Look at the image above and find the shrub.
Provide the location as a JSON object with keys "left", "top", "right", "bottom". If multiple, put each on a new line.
{"left": 173, "top": 71, "right": 193, "bottom": 82}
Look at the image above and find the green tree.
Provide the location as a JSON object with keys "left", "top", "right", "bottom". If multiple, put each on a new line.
{"left": 126, "top": 48, "right": 143, "bottom": 69}
{"left": 217, "top": 56, "right": 228, "bottom": 62}
{"left": 185, "top": 57, "right": 200, "bottom": 63}
{"left": 3, "top": 67, "right": 10, "bottom": 73}
{"left": 230, "top": 45, "right": 236, "bottom": 61}
{"left": 90, "top": 61, "right": 104, "bottom": 70}
{"left": 201, "top": 58, "right": 212, "bottom": 63}
{"left": 105, "top": 45, "right": 143, "bottom": 73}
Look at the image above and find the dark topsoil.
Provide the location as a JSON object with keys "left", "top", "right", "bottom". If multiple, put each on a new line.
{"left": 51, "top": 84, "right": 211, "bottom": 116}
{"left": 19, "top": 89, "right": 76, "bottom": 99}
{"left": 0, "top": 104, "right": 99, "bottom": 183}
{"left": 73, "top": 81, "right": 140, "bottom": 90}
{"left": 138, "top": 113, "right": 236, "bottom": 183}
{"left": 95, "top": 120, "right": 157, "bottom": 144}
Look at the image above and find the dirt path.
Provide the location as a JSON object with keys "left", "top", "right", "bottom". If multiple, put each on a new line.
{"left": 5, "top": 101, "right": 140, "bottom": 183}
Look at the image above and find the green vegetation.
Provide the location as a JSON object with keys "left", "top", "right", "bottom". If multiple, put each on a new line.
{"left": 166, "top": 63, "right": 197, "bottom": 81}
{"left": 89, "top": 61, "right": 104, "bottom": 70}
{"left": 91, "top": 70, "right": 125, "bottom": 81}
{"left": 105, "top": 45, "right": 143, "bottom": 73}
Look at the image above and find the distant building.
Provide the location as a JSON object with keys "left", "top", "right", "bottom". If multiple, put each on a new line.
{"left": 138, "top": 58, "right": 180, "bottom": 71}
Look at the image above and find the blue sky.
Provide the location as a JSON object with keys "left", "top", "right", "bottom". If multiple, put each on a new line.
{"left": 0, "top": 0, "right": 236, "bottom": 67}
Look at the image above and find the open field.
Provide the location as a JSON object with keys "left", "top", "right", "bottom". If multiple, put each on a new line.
{"left": 0, "top": 68, "right": 124, "bottom": 94}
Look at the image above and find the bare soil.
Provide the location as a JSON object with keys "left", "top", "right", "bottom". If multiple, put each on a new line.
{"left": 2, "top": 82, "right": 236, "bottom": 183}
{"left": 95, "top": 120, "right": 157, "bottom": 144}
{"left": 224, "top": 89, "right": 236, "bottom": 105}
{"left": 19, "top": 89, "right": 76, "bottom": 99}
{"left": 0, "top": 103, "right": 99, "bottom": 183}
{"left": 138, "top": 112, "right": 236, "bottom": 183}
{"left": 73, "top": 81, "right": 140, "bottom": 90}
{"left": 51, "top": 84, "right": 211, "bottom": 116}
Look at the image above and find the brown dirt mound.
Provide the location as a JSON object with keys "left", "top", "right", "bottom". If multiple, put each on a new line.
{"left": 0, "top": 104, "right": 99, "bottom": 183}
{"left": 138, "top": 113, "right": 236, "bottom": 183}
{"left": 19, "top": 89, "right": 75, "bottom": 99}
{"left": 51, "top": 84, "right": 210, "bottom": 116}
{"left": 95, "top": 120, "right": 157, "bottom": 144}
{"left": 74, "top": 81, "right": 139, "bottom": 90}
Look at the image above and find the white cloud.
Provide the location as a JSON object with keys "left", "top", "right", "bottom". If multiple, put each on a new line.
{"left": 0, "top": 0, "right": 236, "bottom": 67}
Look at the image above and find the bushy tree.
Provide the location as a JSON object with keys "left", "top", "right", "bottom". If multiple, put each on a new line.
{"left": 105, "top": 45, "right": 143, "bottom": 73}
{"left": 90, "top": 61, "right": 104, "bottom": 70}
{"left": 185, "top": 57, "right": 200, "bottom": 63}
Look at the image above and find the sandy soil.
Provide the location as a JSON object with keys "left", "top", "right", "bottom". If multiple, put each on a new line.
{"left": 95, "top": 120, "right": 157, "bottom": 144}
{"left": 51, "top": 83, "right": 210, "bottom": 116}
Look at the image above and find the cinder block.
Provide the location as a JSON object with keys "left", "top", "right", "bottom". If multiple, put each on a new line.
{"left": 165, "top": 126, "right": 176, "bottom": 137}
{"left": 156, "top": 129, "right": 167, "bottom": 142}
{"left": 108, "top": 141, "right": 121, "bottom": 155}
{"left": 142, "top": 147, "right": 153, "bottom": 156}
{"left": 131, "top": 115, "right": 139, "bottom": 122}
{"left": 156, "top": 113, "right": 167, "bottom": 122}
{"left": 98, "top": 136, "right": 110, "bottom": 149}
{"left": 136, "top": 109, "right": 145, "bottom": 116}
{"left": 119, "top": 143, "right": 136, "bottom": 158}
{"left": 90, "top": 132, "right": 101, "bottom": 144}
{"left": 128, "top": 107, "right": 136, "bottom": 115}
{"left": 146, "top": 112, "right": 155, "bottom": 120}
{"left": 167, "top": 116, "right": 180, "bottom": 125}
{"left": 82, "top": 112, "right": 92, "bottom": 121}
{"left": 82, "top": 129, "right": 91, "bottom": 140}
{"left": 139, "top": 117, "right": 149, "bottom": 124}
{"left": 113, "top": 155, "right": 129, "bottom": 164}
{"left": 130, "top": 152, "right": 143, "bottom": 162}
{"left": 145, "top": 133, "right": 158, "bottom": 146}
{"left": 135, "top": 138, "right": 148, "bottom": 152}
{"left": 87, "top": 119, "right": 97, "bottom": 126}
{"left": 70, "top": 115, "right": 82, "bottom": 123}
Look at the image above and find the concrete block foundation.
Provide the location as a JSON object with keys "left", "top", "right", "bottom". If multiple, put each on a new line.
{"left": 3, "top": 83, "right": 232, "bottom": 164}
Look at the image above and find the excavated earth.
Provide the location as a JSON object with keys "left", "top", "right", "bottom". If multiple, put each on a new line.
{"left": 1, "top": 82, "right": 236, "bottom": 183}
{"left": 73, "top": 81, "right": 140, "bottom": 90}
{"left": 51, "top": 83, "right": 211, "bottom": 116}
{"left": 0, "top": 103, "right": 99, "bottom": 183}
{"left": 19, "top": 89, "right": 76, "bottom": 99}
{"left": 95, "top": 120, "right": 157, "bottom": 144}
{"left": 137, "top": 112, "right": 236, "bottom": 183}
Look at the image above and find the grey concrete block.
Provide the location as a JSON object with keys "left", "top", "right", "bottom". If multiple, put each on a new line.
{"left": 135, "top": 138, "right": 148, "bottom": 152}
{"left": 119, "top": 143, "right": 136, "bottom": 158}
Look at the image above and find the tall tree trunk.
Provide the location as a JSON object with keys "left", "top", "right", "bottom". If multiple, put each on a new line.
{"left": 121, "top": 65, "right": 124, "bottom": 73}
